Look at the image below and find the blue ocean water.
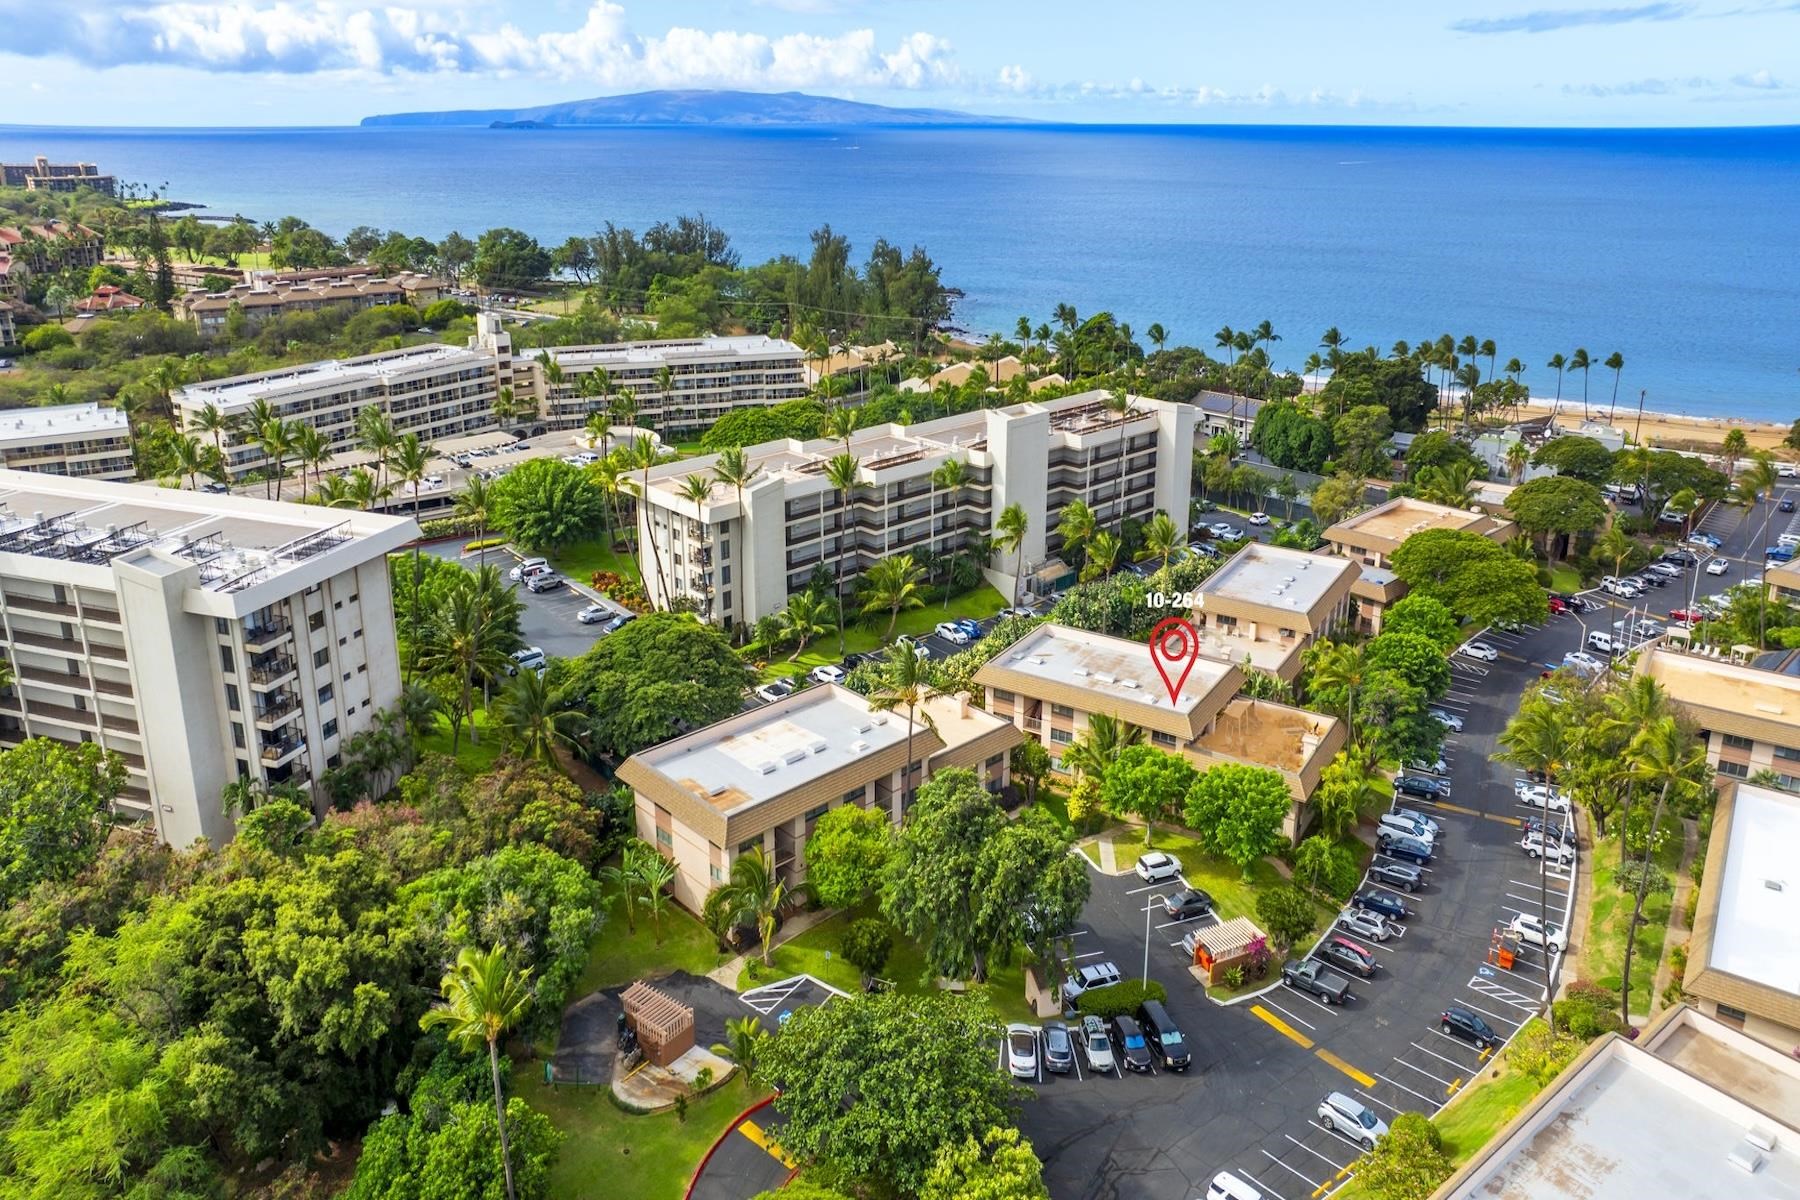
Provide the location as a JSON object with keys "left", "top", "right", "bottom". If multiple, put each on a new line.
{"left": 2, "top": 122, "right": 1797, "bottom": 419}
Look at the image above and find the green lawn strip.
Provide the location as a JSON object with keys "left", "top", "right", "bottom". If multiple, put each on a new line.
{"left": 756, "top": 584, "right": 1009, "bottom": 682}
{"left": 548, "top": 537, "right": 640, "bottom": 586}
{"left": 517, "top": 1058, "right": 773, "bottom": 1200}
{"left": 575, "top": 889, "right": 731, "bottom": 999}
{"left": 1580, "top": 833, "right": 1684, "bottom": 1013}
{"left": 1547, "top": 564, "right": 1585, "bottom": 593}
{"left": 416, "top": 707, "right": 506, "bottom": 773}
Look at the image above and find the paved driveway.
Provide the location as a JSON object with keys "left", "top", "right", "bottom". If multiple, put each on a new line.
{"left": 419, "top": 540, "right": 613, "bottom": 661}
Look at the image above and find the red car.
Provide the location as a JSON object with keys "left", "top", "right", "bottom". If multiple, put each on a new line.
{"left": 1668, "top": 608, "right": 1704, "bottom": 625}
{"left": 1547, "top": 596, "right": 1568, "bottom": 615}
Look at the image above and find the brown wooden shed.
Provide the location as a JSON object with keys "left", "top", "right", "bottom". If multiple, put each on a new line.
{"left": 621, "top": 981, "right": 696, "bottom": 1067}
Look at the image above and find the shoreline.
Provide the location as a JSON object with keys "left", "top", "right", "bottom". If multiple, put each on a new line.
{"left": 1514, "top": 399, "right": 1795, "bottom": 455}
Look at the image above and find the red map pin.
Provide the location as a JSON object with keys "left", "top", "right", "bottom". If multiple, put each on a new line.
{"left": 1149, "top": 616, "right": 1201, "bottom": 705}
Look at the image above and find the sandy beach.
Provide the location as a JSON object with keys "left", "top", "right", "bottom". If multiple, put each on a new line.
{"left": 1515, "top": 399, "right": 1796, "bottom": 456}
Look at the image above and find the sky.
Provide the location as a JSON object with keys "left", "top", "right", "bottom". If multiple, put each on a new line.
{"left": 1, "top": 0, "right": 1797, "bottom": 128}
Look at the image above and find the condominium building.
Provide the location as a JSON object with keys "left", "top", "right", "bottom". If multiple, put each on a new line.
{"left": 1324, "top": 496, "right": 1518, "bottom": 632}
{"left": 1636, "top": 643, "right": 1800, "bottom": 787}
{"left": 0, "top": 257, "right": 24, "bottom": 301}
{"left": 0, "top": 300, "right": 16, "bottom": 350}
{"left": 175, "top": 269, "right": 446, "bottom": 335}
{"left": 1682, "top": 781, "right": 1800, "bottom": 1050}
{"left": 1766, "top": 559, "right": 1800, "bottom": 606}
{"left": 617, "top": 685, "right": 1020, "bottom": 910}
{"left": 0, "top": 471, "right": 415, "bottom": 847}
{"left": 629, "top": 389, "right": 1200, "bottom": 629}
{"left": 523, "top": 335, "right": 809, "bottom": 437}
{"left": 0, "top": 403, "right": 135, "bottom": 483}
{"left": 0, "top": 221, "right": 105, "bottom": 272}
{"left": 0, "top": 157, "right": 117, "bottom": 195}
{"left": 1190, "top": 543, "right": 1361, "bottom": 682}
{"left": 973, "top": 622, "right": 1344, "bottom": 836}
{"left": 175, "top": 318, "right": 511, "bottom": 479}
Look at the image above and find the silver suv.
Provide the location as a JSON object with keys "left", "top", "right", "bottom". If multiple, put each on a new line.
{"left": 1318, "top": 1091, "right": 1388, "bottom": 1149}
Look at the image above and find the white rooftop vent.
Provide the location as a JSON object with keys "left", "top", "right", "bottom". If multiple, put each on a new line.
{"left": 1010, "top": 652, "right": 1026, "bottom": 662}
{"left": 755, "top": 760, "right": 780, "bottom": 776}
{"left": 1120, "top": 679, "right": 1140, "bottom": 690}
{"left": 807, "top": 737, "right": 829, "bottom": 756}
{"left": 1027, "top": 656, "right": 1046, "bottom": 666}
{"left": 709, "top": 782, "right": 730, "bottom": 796}
{"left": 1747, "top": 1126, "right": 1778, "bottom": 1152}
{"left": 1765, "top": 879, "right": 1785, "bottom": 893}
{"left": 1728, "top": 1139, "right": 1765, "bottom": 1175}
{"left": 1283, "top": 576, "right": 1296, "bottom": 584}
{"left": 872, "top": 715, "right": 888, "bottom": 726}
{"left": 850, "top": 739, "right": 871, "bottom": 753}
{"left": 1072, "top": 667, "right": 1089, "bottom": 677}
{"left": 783, "top": 748, "right": 807, "bottom": 765}
{"left": 857, "top": 720, "right": 874, "bottom": 733}
{"left": 1096, "top": 672, "right": 1115, "bottom": 684}
{"left": 1298, "top": 560, "right": 1309, "bottom": 570}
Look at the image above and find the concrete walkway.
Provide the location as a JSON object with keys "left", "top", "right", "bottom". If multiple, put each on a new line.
{"left": 1097, "top": 835, "right": 1118, "bottom": 873}
{"left": 1647, "top": 817, "right": 1701, "bottom": 1020}
{"left": 704, "top": 906, "right": 837, "bottom": 988}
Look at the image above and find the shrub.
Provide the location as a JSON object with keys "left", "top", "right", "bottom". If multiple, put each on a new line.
{"left": 463, "top": 536, "right": 506, "bottom": 552}
{"left": 416, "top": 514, "right": 483, "bottom": 539}
{"left": 1073, "top": 978, "right": 1167, "bottom": 1019}
{"left": 1244, "top": 934, "right": 1272, "bottom": 980}
{"left": 1358, "top": 1112, "right": 1453, "bottom": 1200}
{"left": 590, "top": 569, "right": 648, "bottom": 610}
{"left": 20, "top": 326, "right": 74, "bottom": 353}
{"left": 1614, "top": 860, "right": 1670, "bottom": 896}
{"left": 1065, "top": 776, "right": 1103, "bottom": 827}
{"left": 840, "top": 918, "right": 895, "bottom": 985}
{"left": 1294, "top": 834, "right": 1366, "bottom": 900}
{"left": 1505, "top": 1017, "right": 1585, "bottom": 1085}
{"left": 1553, "top": 980, "right": 1624, "bottom": 1040}
{"left": 1222, "top": 966, "right": 1246, "bottom": 989}
{"left": 1256, "top": 885, "right": 1316, "bottom": 951}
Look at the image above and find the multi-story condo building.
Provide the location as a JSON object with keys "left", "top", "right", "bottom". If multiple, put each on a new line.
{"left": 175, "top": 269, "right": 445, "bottom": 335}
{"left": 0, "top": 299, "right": 16, "bottom": 350}
{"left": 973, "top": 622, "right": 1344, "bottom": 837}
{"left": 618, "top": 683, "right": 1019, "bottom": 910}
{"left": 1190, "top": 543, "right": 1361, "bottom": 682}
{"left": 0, "top": 220, "right": 105, "bottom": 272}
{"left": 0, "top": 257, "right": 24, "bottom": 301}
{"left": 1636, "top": 642, "right": 1800, "bottom": 788}
{"left": 0, "top": 470, "right": 415, "bottom": 847}
{"left": 629, "top": 389, "right": 1199, "bottom": 629}
{"left": 0, "top": 403, "right": 135, "bottom": 483}
{"left": 1324, "top": 496, "right": 1518, "bottom": 632}
{"left": 1766, "top": 559, "right": 1800, "bottom": 606}
{"left": 0, "top": 157, "right": 117, "bottom": 195}
{"left": 522, "top": 335, "right": 809, "bottom": 437}
{"left": 175, "top": 319, "right": 511, "bottom": 479}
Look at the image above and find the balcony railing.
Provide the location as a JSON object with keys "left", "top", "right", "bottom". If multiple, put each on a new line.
{"left": 249, "top": 655, "right": 297, "bottom": 686}
{"left": 243, "top": 614, "right": 293, "bottom": 650}
{"left": 254, "top": 692, "right": 302, "bottom": 725}
{"left": 4, "top": 595, "right": 79, "bottom": 619}
{"left": 259, "top": 737, "right": 305, "bottom": 766}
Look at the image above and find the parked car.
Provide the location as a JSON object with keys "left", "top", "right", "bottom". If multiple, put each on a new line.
{"left": 1587, "top": 630, "right": 1616, "bottom": 654}
{"left": 1064, "top": 961, "right": 1122, "bottom": 1000}
{"left": 809, "top": 664, "right": 847, "bottom": 685}
{"left": 1428, "top": 707, "right": 1464, "bottom": 733}
{"left": 508, "top": 647, "right": 546, "bottom": 674}
{"left": 1135, "top": 850, "right": 1183, "bottom": 883}
{"left": 1318, "top": 1091, "right": 1389, "bottom": 1150}
{"left": 1407, "top": 754, "right": 1449, "bottom": 776}
{"left": 1440, "top": 1005, "right": 1500, "bottom": 1050}
{"left": 1669, "top": 608, "right": 1705, "bottom": 624}
{"left": 1041, "top": 1020, "right": 1075, "bottom": 1074}
{"left": 1783, "top": 497, "right": 1797, "bottom": 513}
{"left": 1521, "top": 829, "right": 1577, "bottom": 866}
{"left": 1634, "top": 571, "right": 1668, "bottom": 589}
{"left": 1208, "top": 521, "right": 1239, "bottom": 539}
{"left": 894, "top": 634, "right": 931, "bottom": 659}
{"left": 1161, "top": 887, "right": 1214, "bottom": 920}
{"left": 934, "top": 621, "right": 972, "bottom": 645}
{"left": 1394, "top": 773, "right": 1448, "bottom": 800}
{"left": 1514, "top": 782, "right": 1573, "bottom": 814}
{"left": 1109, "top": 1015, "right": 1156, "bottom": 1073}
{"left": 1508, "top": 912, "right": 1568, "bottom": 952}
{"left": 1645, "top": 561, "right": 1683, "bottom": 579}
{"left": 1662, "top": 548, "right": 1700, "bottom": 565}
{"left": 1315, "top": 935, "right": 1378, "bottom": 978}
{"left": 602, "top": 612, "right": 636, "bottom": 634}
{"left": 1368, "top": 861, "right": 1424, "bottom": 892}
{"left": 1005, "top": 1023, "right": 1040, "bottom": 1079}
{"left": 1352, "top": 889, "right": 1411, "bottom": 922}
{"left": 1136, "top": 999, "right": 1191, "bottom": 1070}
{"left": 1248, "top": 511, "right": 1270, "bottom": 526}
{"left": 1336, "top": 908, "right": 1392, "bottom": 942}
{"left": 526, "top": 572, "right": 564, "bottom": 593}
{"left": 1523, "top": 814, "right": 1573, "bottom": 843}
{"left": 1078, "top": 1014, "right": 1115, "bottom": 1073}
{"left": 1706, "top": 557, "right": 1731, "bottom": 575}
{"left": 1377, "top": 811, "right": 1436, "bottom": 844}
{"left": 509, "top": 557, "right": 548, "bottom": 582}
{"left": 1186, "top": 542, "right": 1220, "bottom": 558}
{"left": 200, "top": 481, "right": 231, "bottom": 494}
{"left": 1687, "top": 532, "right": 1722, "bottom": 549}
{"left": 1563, "top": 650, "right": 1604, "bottom": 674}
{"left": 952, "top": 617, "right": 983, "bottom": 640}
{"left": 1458, "top": 640, "right": 1499, "bottom": 662}
{"left": 1377, "top": 833, "right": 1433, "bottom": 864}
{"left": 1281, "top": 958, "right": 1352, "bottom": 1005}
{"left": 754, "top": 678, "right": 796, "bottom": 704}
{"left": 998, "top": 606, "right": 1036, "bottom": 620}
{"left": 577, "top": 603, "right": 609, "bottom": 624}
{"left": 1547, "top": 595, "right": 1568, "bottom": 615}
{"left": 1600, "top": 575, "right": 1643, "bottom": 597}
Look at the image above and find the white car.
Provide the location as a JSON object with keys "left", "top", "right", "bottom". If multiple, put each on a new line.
{"left": 754, "top": 678, "right": 796, "bottom": 704}
{"left": 1248, "top": 511, "right": 1270, "bottom": 526}
{"left": 1136, "top": 850, "right": 1183, "bottom": 883}
{"left": 809, "top": 664, "right": 847, "bottom": 685}
{"left": 1005, "top": 1023, "right": 1040, "bottom": 1080}
{"left": 1319, "top": 1091, "right": 1389, "bottom": 1151}
{"left": 509, "top": 557, "right": 548, "bottom": 582}
{"left": 577, "top": 604, "right": 609, "bottom": 624}
{"left": 1062, "top": 961, "right": 1122, "bottom": 1000}
{"left": 1600, "top": 575, "right": 1643, "bottom": 597}
{"left": 1706, "top": 557, "right": 1730, "bottom": 576}
{"left": 507, "top": 646, "right": 546, "bottom": 674}
{"left": 1459, "top": 640, "right": 1499, "bottom": 662}
{"left": 1508, "top": 912, "right": 1568, "bottom": 952}
{"left": 1521, "top": 830, "right": 1576, "bottom": 866}
{"left": 1209, "top": 522, "right": 1240, "bottom": 539}
{"left": 934, "top": 621, "right": 972, "bottom": 645}
{"left": 1428, "top": 708, "right": 1464, "bottom": 733}
{"left": 1562, "top": 650, "right": 1603, "bottom": 673}
{"left": 1514, "top": 782, "right": 1572, "bottom": 814}
{"left": 894, "top": 635, "right": 931, "bottom": 660}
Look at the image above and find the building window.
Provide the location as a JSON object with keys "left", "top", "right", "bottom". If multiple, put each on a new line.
{"left": 231, "top": 722, "right": 244, "bottom": 749}
{"left": 804, "top": 803, "right": 829, "bottom": 823}
{"left": 1722, "top": 733, "right": 1755, "bottom": 751}
{"left": 318, "top": 683, "right": 334, "bottom": 705}
{"left": 215, "top": 617, "right": 229, "bottom": 634}
{"left": 1715, "top": 1002, "right": 1748, "bottom": 1029}
{"left": 322, "top": 718, "right": 338, "bottom": 740}
{"left": 1050, "top": 728, "right": 1073, "bottom": 745}
{"left": 220, "top": 645, "right": 235, "bottom": 672}
{"left": 1775, "top": 745, "right": 1800, "bottom": 762}
{"left": 710, "top": 864, "right": 723, "bottom": 883}
{"left": 348, "top": 593, "right": 358, "bottom": 602}
{"left": 1051, "top": 704, "right": 1075, "bottom": 719}
{"left": 1216, "top": 614, "right": 1237, "bottom": 628}
{"left": 313, "top": 648, "right": 330, "bottom": 669}
{"left": 656, "top": 827, "right": 674, "bottom": 848}
{"left": 1279, "top": 628, "right": 1296, "bottom": 639}
{"left": 308, "top": 611, "right": 325, "bottom": 632}
{"left": 993, "top": 689, "right": 1015, "bottom": 704}
{"left": 1152, "top": 730, "right": 1177, "bottom": 748}
{"left": 1718, "top": 759, "right": 1749, "bottom": 779}
{"left": 225, "top": 683, "right": 240, "bottom": 713}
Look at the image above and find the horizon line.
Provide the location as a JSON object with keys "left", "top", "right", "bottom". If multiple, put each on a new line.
{"left": 4, "top": 119, "right": 1800, "bottom": 134}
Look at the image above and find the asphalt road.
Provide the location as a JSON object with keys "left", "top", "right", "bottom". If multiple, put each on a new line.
{"left": 418, "top": 540, "right": 614, "bottom": 660}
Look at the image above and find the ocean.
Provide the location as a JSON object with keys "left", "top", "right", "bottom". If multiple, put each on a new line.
{"left": 2, "top": 122, "right": 1797, "bottom": 420}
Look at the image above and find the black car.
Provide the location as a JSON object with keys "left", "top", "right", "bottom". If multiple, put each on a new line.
{"left": 1109, "top": 1015, "right": 1155, "bottom": 1073}
{"left": 1161, "top": 887, "right": 1215, "bottom": 920}
{"left": 1783, "top": 497, "right": 1797, "bottom": 513}
{"left": 1635, "top": 572, "right": 1668, "bottom": 589}
{"left": 1136, "top": 999, "right": 1191, "bottom": 1071}
{"left": 1368, "top": 861, "right": 1424, "bottom": 892}
{"left": 1394, "top": 774, "right": 1447, "bottom": 800}
{"left": 602, "top": 613, "right": 636, "bottom": 634}
{"left": 1663, "top": 549, "right": 1700, "bottom": 566}
{"left": 1378, "top": 833, "right": 1433, "bottom": 865}
{"left": 1352, "top": 889, "right": 1411, "bottom": 922}
{"left": 1440, "top": 1004, "right": 1499, "bottom": 1050}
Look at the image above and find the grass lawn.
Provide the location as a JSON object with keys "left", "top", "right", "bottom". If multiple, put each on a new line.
{"left": 416, "top": 706, "right": 507, "bottom": 774}
{"left": 187, "top": 249, "right": 276, "bottom": 270}
{"left": 738, "top": 908, "right": 1040, "bottom": 1024}
{"left": 1546, "top": 563, "right": 1585, "bottom": 593}
{"left": 516, "top": 1058, "right": 772, "bottom": 1200}
{"left": 549, "top": 537, "right": 641, "bottom": 587}
{"left": 757, "top": 585, "right": 1009, "bottom": 682}
{"left": 1581, "top": 833, "right": 1684, "bottom": 1014}
{"left": 575, "top": 889, "right": 731, "bottom": 999}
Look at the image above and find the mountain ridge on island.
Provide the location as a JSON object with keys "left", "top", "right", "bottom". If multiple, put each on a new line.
{"left": 360, "top": 88, "right": 1037, "bottom": 129}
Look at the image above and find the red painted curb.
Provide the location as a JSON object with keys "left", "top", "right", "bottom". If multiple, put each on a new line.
{"left": 683, "top": 1093, "right": 778, "bottom": 1200}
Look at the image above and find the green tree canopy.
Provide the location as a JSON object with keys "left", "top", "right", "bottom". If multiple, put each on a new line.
{"left": 1309, "top": 474, "right": 1365, "bottom": 528}
{"left": 699, "top": 400, "right": 825, "bottom": 450}
{"left": 489, "top": 458, "right": 607, "bottom": 552}
{"left": 0, "top": 739, "right": 126, "bottom": 907}
{"left": 1404, "top": 431, "right": 1481, "bottom": 477}
{"left": 559, "top": 613, "right": 752, "bottom": 760}
{"left": 803, "top": 803, "right": 894, "bottom": 911}
{"left": 471, "top": 228, "right": 551, "bottom": 290}
{"left": 1530, "top": 435, "right": 1616, "bottom": 483}
{"left": 1390, "top": 528, "right": 1547, "bottom": 629}
{"left": 1184, "top": 763, "right": 1293, "bottom": 877}
{"left": 1380, "top": 593, "right": 1461, "bottom": 650}
{"left": 1507, "top": 475, "right": 1608, "bottom": 556}
{"left": 1365, "top": 631, "right": 1452, "bottom": 700}
{"left": 348, "top": 1097, "right": 561, "bottom": 1200}
{"left": 1250, "top": 399, "right": 1333, "bottom": 473}
{"left": 1319, "top": 354, "right": 1438, "bottom": 431}
{"left": 1099, "top": 745, "right": 1199, "bottom": 842}
{"left": 920, "top": 1125, "right": 1051, "bottom": 1200}
{"left": 1332, "top": 405, "right": 1395, "bottom": 477}
{"left": 1356, "top": 1112, "right": 1453, "bottom": 1200}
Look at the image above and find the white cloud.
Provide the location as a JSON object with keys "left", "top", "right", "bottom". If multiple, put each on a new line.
{"left": 1732, "top": 68, "right": 1783, "bottom": 88}
{"left": 5, "top": 1, "right": 961, "bottom": 89}
{"left": 996, "top": 63, "right": 1034, "bottom": 93}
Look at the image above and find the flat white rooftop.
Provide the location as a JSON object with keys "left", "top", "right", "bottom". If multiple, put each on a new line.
{"left": 995, "top": 623, "right": 1230, "bottom": 715}
{"left": 545, "top": 335, "right": 803, "bottom": 369}
{"left": 0, "top": 401, "right": 128, "bottom": 444}
{"left": 630, "top": 685, "right": 910, "bottom": 814}
{"left": 176, "top": 344, "right": 489, "bottom": 413}
{"left": 1709, "top": 783, "right": 1800, "bottom": 995}
{"left": 1198, "top": 544, "right": 1353, "bottom": 616}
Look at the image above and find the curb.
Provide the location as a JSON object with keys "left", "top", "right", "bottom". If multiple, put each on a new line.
{"left": 684, "top": 1093, "right": 778, "bottom": 1200}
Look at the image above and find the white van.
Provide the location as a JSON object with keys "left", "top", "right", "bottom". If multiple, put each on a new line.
{"left": 1206, "top": 1171, "right": 1265, "bottom": 1200}
{"left": 1587, "top": 630, "right": 1615, "bottom": 653}
{"left": 1378, "top": 811, "right": 1435, "bottom": 845}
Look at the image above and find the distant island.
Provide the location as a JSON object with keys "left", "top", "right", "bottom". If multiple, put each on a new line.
{"left": 359, "top": 88, "right": 1035, "bottom": 129}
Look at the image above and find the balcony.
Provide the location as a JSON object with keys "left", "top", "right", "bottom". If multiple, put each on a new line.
{"left": 100, "top": 712, "right": 138, "bottom": 735}
{"left": 18, "top": 665, "right": 89, "bottom": 692}
{"left": 259, "top": 736, "right": 305, "bottom": 767}
{"left": 84, "top": 605, "right": 121, "bottom": 626}
{"left": 254, "top": 692, "right": 302, "bottom": 728}
{"left": 4, "top": 595, "right": 78, "bottom": 619}
{"left": 249, "top": 655, "right": 297, "bottom": 688}
{"left": 243, "top": 614, "right": 293, "bottom": 651}
{"left": 22, "top": 700, "right": 96, "bottom": 729}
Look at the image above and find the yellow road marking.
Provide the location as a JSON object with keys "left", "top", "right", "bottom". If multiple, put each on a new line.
{"left": 1315, "top": 1048, "right": 1377, "bottom": 1088}
{"left": 1434, "top": 801, "right": 1523, "bottom": 827}
{"left": 1446, "top": 1077, "right": 1464, "bottom": 1096}
{"left": 1336, "top": 1166, "right": 1354, "bottom": 1181}
{"left": 739, "top": 1119, "right": 798, "bottom": 1169}
{"left": 1311, "top": 1184, "right": 1330, "bottom": 1198}
{"left": 1478, "top": 1045, "right": 1494, "bottom": 1063}
{"left": 1251, "top": 1004, "right": 1315, "bottom": 1049}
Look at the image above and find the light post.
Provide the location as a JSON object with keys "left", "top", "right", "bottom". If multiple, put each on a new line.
{"left": 1143, "top": 890, "right": 1154, "bottom": 985}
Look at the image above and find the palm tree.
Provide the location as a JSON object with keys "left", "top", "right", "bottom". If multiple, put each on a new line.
{"left": 633, "top": 851, "right": 679, "bottom": 944}
{"left": 1062, "top": 714, "right": 1143, "bottom": 781}
{"left": 394, "top": 432, "right": 434, "bottom": 676}
{"left": 1496, "top": 700, "right": 1572, "bottom": 1035}
{"left": 1505, "top": 439, "right": 1530, "bottom": 484}
{"left": 357, "top": 404, "right": 398, "bottom": 498}
{"left": 824, "top": 452, "right": 860, "bottom": 654}
{"left": 1720, "top": 428, "right": 1748, "bottom": 480}
{"left": 257, "top": 417, "right": 297, "bottom": 501}
{"left": 190, "top": 401, "right": 235, "bottom": 470}
{"left": 1276, "top": 474, "right": 1300, "bottom": 521}
{"left": 1056, "top": 498, "right": 1096, "bottom": 574}
{"left": 456, "top": 475, "right": 494, "bottom": 567}
{"left": 1604, "top": 352, "right": 1625, "bottom": 420}
{"left": 1619, "top": 717, "right": 1705, "bottom": 1029}
{"left": 1546, "top": 353, "right": 1568, "bottom": 421}
{"left": 1481, "top": 339, "right": 1498, "bottom": 384}
{"left": 1081, "top": 529, "right": 1122, "bottom": 582}
{"left": 1146, "top": 322, "right": 1168, "bottom": 368}
{"left": 1736, "top": 452, "right": 1780, "bottom": 643}
{"left": 493, "top": 668, "right": 584, "bottom": 764}
{"left": 1100, "top": 386, "right": 1137, "bottom": 530}
{"left": 1596, "top": 675, "right": 1666, "bottom": 865}
{"left": 170, "top": 433, "right": 207, "bottom": 491}
{"left": 677, "top": 474, "right": 717, "bottom": 619}
{"left": 1595, "top": 524, "right": 1635, "bottom": 588}
{"left": 777, "top": 592, "right": 829, "bottom": 662}
{"left": 419, "top": 946, "right": 534, "bottom": 1200}
{"left": 1415, "top": 463, "right": 1478, "bottom": 508}
{"left": 869, "top": 643, "right": 941, "bottom": 808}
{"left": 712, "top": 448, "right": 761, "bottom": 630}
{"left": 718, "top": 1016, "right": 767, "bottom": 1090}
{"left": 1138, "top": 511, "right": 1182, "bottom": 573}
{"left": 1306, "top": 642, "right": 1369, "bottom": 745}
{"left": 927, "top": 457, "right": 968, "bottom": 597}
{"left": 821, "top": 405, "right": 857, "bottom": 453}
{"left": 628, "top": 435, "right": 672, "bottom": 609}
{"left": 415, "top": 572, "right": 516, "bottom": 751}
{"left": 715, "top": 846, "right": 792, "bottom": 968}
{"left": 292, "top": 424, "right": 331, "bottom": 500}
{"left": 342, "top": 466, "right": 389, "bottom": 511}
{"left": 654, "top": 364, "right": 676, "bottom": 439}
{"left": 995, "top": 502, "right": 1030, "bottom": 606}
{"left": 1569, "top": 348, "right": 1593, "bottom": 419}
{"left": 859, "top": 553, "right": 926, "bottom": 639}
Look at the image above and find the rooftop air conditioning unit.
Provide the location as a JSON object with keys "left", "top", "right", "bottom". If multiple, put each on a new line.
{"left": 756, "top": 760, "right": 779, "bottom": 776}
{"left": 857, "top": 720, "right": 874, "bottom": 733}
{"left": 1121, "top": 679, "right": 1140, "bottom": 690}
{"left": 709, "top": 782, "right": 730, "bottom": 796}
{"left": 872, "top": 715, "right": 888, "bottom": 726}
{"left": 807, "top": 738, "right": 829, "bottom": 756}
{"left": 850, "top": 739, "right": 871, "bottom": 753}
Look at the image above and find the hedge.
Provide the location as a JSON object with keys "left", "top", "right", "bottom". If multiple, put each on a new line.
{"left": 464, "top": 536, "right": 507, "bottom": 552}
{"left": 417, "top": 514, "right": 484, "bottom": 539}
{"left": 1073, "top": 978, "right": 1167, "bottom": 1020}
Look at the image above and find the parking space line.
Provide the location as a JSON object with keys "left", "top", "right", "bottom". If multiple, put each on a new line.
{"left": 1260, "top": 998, "right": 1318, "bottom": 1031}
{"left": 1315, "top": 1048, "right": 1377, "bottom": 1088}
{"left": 1394, "top": 1057, "right": 1458, "bottom": 1088}
{"left": 1455, "top": 997, "right": 1524, "bottom": 1028}
{"left": 1286, "top": 1133, "right": 1354, "bottom": 1172}
{"left": 1251, "top": 1004, "right": 1316, "bottom": 1048}
{"left": 1354, "top": 1088, "right": 1403, "bottom": 1115}
{"left": 1239, "top": 1169, "right": 1292, "bottom": 1200}
{"left": 1375, "top": 1071, "right": 1437, "bottom": 1105}
{"left": 1283, "top": 987, "right": 1345, "bottom": 1018}
{"left": 1260, "top": 1151, "right": 1323, "bottom": 1191}
{"left": 1411, "top": 1039, "right": 1482, "bottom": 1071}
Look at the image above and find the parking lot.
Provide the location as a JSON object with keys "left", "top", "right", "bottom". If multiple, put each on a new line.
{"left": 419, "top": 541, "right": 617, "bottom": 660}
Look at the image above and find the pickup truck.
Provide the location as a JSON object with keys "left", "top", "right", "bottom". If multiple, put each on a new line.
{"left": 1281, "top": 958, "right": 1352, "bottom": 1005}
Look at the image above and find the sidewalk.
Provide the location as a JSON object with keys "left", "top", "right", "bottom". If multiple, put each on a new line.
{"left": 1646, "top": 817, "right": 1701, "bottom": 1019}
{"left": 704, "top": 906, "right": 837, "bottom": 988}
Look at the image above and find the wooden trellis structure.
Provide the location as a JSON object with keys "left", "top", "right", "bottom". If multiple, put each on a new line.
{"left": 621, "top": 981, "right": 695, "bottom": 1067}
